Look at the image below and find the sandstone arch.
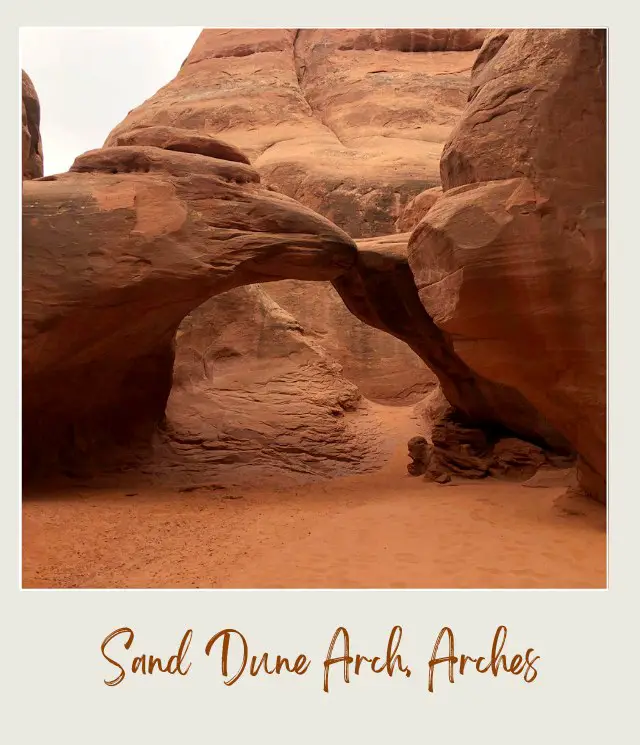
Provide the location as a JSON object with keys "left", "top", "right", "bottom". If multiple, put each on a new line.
{"left": 22, "top": 137, "right": 357, "bottom": 477}
{"left": 22, "top": 27, "right": 606, "bottom": 502}
{"left": 22, "top": 130, "right": 570, "bottom": 483}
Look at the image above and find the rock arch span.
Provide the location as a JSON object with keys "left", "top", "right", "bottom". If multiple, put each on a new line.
{"left": 23, "top": 129, "right": 568, "bottom": 483}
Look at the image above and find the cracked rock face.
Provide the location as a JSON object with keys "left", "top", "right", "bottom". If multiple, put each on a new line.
{"left": 22, "top": 135, "right": 358, "bottom": 479}
{"left": 105, "top": 28, "right": 478, "bottom": 403}
{"left": 106, "top": 28, "right": 485, "bottom": 238}
{"left": 22, "top": 71, "right": 43, "bottom": 179}
{"left": 409, "top": 29, "right": 606, "bottom": 500}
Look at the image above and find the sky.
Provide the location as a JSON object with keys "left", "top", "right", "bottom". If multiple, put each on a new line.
{"left": 20, "top": 27, "right": 203, "bottom": 176}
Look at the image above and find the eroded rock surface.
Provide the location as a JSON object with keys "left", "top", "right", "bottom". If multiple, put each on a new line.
{"left": 410, "top": 29, "right": 606, "bottom": 499}
{"left": 106, "top": 28, "right": 485, "bottom": 238}
{"left": 265, "top": 273, "right": 437, "bottom": 404}
{"left": 103, "top": 29, "right": 486, "bottom": 406}
{"left": 333, "top": 232, "right": 570, "bottom": 454}
{"left": 395, "top": 186, "right": 442, "bottom": 232}
{"left": 152, "top": 285, "right": 383, "bottom": 488}
{"left": 23, "top": 134, "right": 358, "bottom": 479}
{"left": 424, "top": 399, "right": 575, "bottom": 482}
{"left": 22, "top": 71, "right": 43, "bottom": 179}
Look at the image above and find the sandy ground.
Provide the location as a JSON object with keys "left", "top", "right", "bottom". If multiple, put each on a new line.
{"left": 22, "top": 405, "right": 606, "bottom": 589}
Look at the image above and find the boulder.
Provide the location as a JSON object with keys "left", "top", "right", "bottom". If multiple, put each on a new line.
{"left": 430, "top": 409, "right": 492, "bottom": 478}
{"left": 395, "top": 186, "right": 442, "bottom": 232}
{"left": 409, "top": 29, "right": 606, "bottom": 500}
{"left": 489, "top": 438, "right": 547, "bottom": 480}
{"left": 407, "top": 435, "right": 433, "bottom": 476}
{"left": 106, "top": 28, "right": 486, "bottom": 238}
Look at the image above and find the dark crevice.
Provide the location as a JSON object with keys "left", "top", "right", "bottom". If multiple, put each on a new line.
{"left": 291, "top": 30, "right": 348, "bottom": 148}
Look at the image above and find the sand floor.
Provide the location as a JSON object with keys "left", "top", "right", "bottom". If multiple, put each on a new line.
{"left": 22, "top": 405, "right": 606, "bottom": 589}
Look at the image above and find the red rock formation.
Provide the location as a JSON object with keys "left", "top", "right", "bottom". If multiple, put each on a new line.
{"left": 440, "top": 29, "right": 605, "bottom": 192}
{"left": 333, "top": 232, "right": 570, "bottom": 453}
{"left": 108, "top": 125, "right": 251, "bottom": 164}
{"left": 22, "top": 71, "right": 43, "bottom": 179}
{"left": 395, "top": 186, "right": 442, "bottom": 232}
{"left": 22, "top": 135, "right": 357, "bottom": 479}
{"left": 25, "top": 134, "right": 559, "bottom": 487}
{"left": 23, "top": 30, "right": 604, "bottom": 501}
{"left": 106, "top": 28, "right": 485, "bottom": 237}
{"left": 105, "top": 28, "right": 481, "bottom": 404}
{"left": 409, "top": 29, "right": 606, "bottom": 500}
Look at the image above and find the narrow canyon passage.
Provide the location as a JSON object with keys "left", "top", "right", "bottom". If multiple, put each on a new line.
{"left": 22, "top": 403, "right": 605, "bottom": 590}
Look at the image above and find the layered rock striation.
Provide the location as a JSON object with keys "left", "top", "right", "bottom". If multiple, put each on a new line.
{"left": 409, "top": 29, "right": 606, "bottom": 499}
{"left": 22, "top": 131, "right": 358, "bottom": 478}
{"left": 22, "top": 70, "right": 43, "bottom": 179}
{"left": 22, "top": 30, "right": 606, "bottom": 501}
{"left": 106, "top": 28, "right": 485, "bottom": 237}
{"left": 102, "top": 29, "right": 489, "bottom": 405}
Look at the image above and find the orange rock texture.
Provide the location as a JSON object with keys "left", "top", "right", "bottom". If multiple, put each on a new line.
{"left": 107, "top": 29, "right": 485, "bottom": 237}
{"left": 410, "top": 29, "right": 606, "bottom": 499}
{"left": 22, "top": 136, "right": 360, "bottom": 480}
{"left": 105, "top": 29, "right": 487, "bottom": 404}
{"left": 22, "top": 29, "right": 606, "bottom": 502}
{"left": 22, "top": 70, "right": 43, "bottom": 179}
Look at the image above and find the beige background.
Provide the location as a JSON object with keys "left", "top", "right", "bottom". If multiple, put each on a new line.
{"left": 5, "top": 3, "right": 635, "bottom": 743}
